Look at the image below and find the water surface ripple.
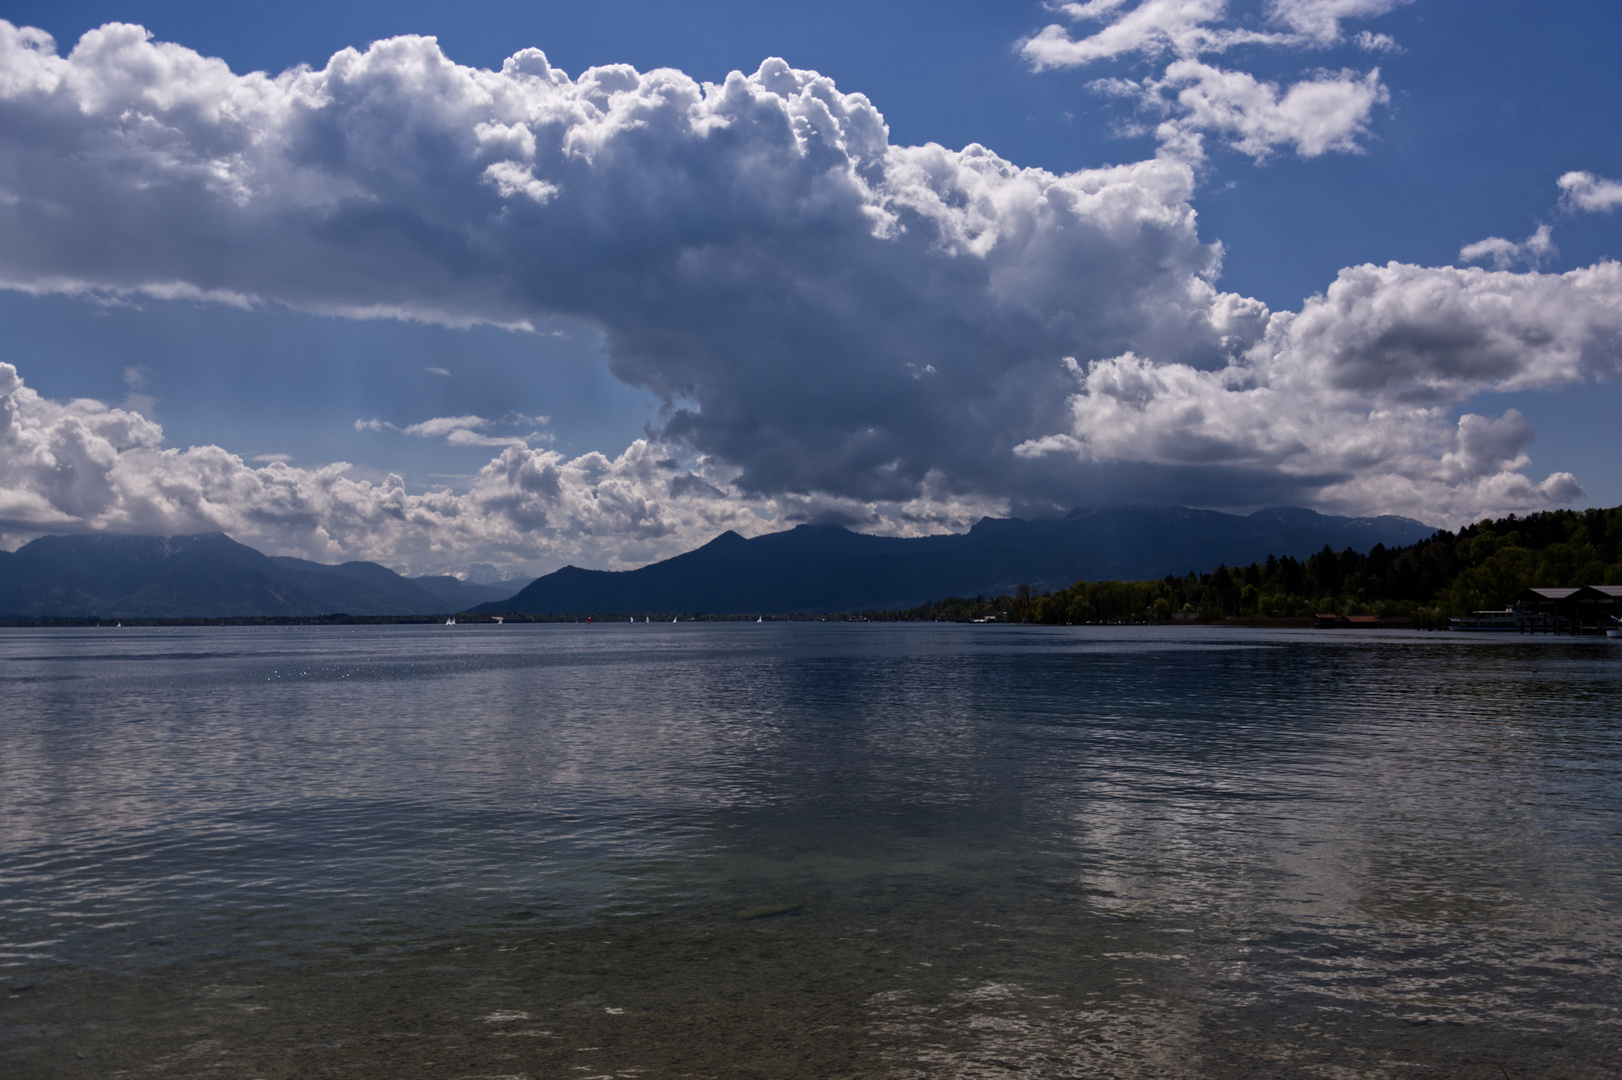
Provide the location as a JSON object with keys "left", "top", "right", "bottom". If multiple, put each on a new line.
{"left": 1, "top": 623, "right": 1618, "bottom": 1078}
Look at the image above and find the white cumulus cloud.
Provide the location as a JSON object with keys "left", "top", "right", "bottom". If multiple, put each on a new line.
{"left": 1021, "top": 0, "right": 1243, "bottom": 69}
{"left": 1268, "top": 0, "right": 1411, "bottom": 46}
{"left": 0, "top": 361, "right": 749, "bottom": 573}
{"left": 378, "top": 413, "right": 549, "bottom": 448}
{"left": 400, "top": 415, "right": 494, "bottom": 439}
{"left": 1150, "top": 60, "right": 1388, "bottom": 162}
{"left": 1017, "top": 260, "right": 1622, "bottom": 522}
{"left": 1459, "top": 224, "right": 1555, "bottom": 271}
{"left": 1021, "top": 0, "right": 1410, "bottom": 66}
{"left": 1558, "top": 171, "right": 1622, "bottom": 214}
{"left": 1021, "top": 0, "right": 1400, "bottom": 162}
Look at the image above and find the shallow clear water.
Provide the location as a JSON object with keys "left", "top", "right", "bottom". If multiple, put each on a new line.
{"left": 1, "top": 623, "right": 1619, "bottom": 1079}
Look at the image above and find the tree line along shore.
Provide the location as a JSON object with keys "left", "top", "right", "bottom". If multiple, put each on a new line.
{"left": 899, "top": 506, "right": 1622, "bottom": 627}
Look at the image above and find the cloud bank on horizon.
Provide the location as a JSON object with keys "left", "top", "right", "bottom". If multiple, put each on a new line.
{"left": 0, "top": 10, "right": 1619, "bottom": 574}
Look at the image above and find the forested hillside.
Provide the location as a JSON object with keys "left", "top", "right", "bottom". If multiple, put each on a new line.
{"left": 900, "top": 506, "right": 1622, "bottom": 626}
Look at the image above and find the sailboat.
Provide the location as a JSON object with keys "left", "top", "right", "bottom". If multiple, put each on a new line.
{"left": 445, "top": 616, "right": 456, "bottom": 626}
{"left": 756, "top": 615, "right": 762, "bottom": 623}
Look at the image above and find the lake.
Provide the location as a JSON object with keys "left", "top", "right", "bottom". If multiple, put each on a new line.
{"left": 1, "top": 623, "right": 1619, "bottom": 1079}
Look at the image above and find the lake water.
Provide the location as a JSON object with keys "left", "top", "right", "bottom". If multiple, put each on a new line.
{"left": 1, "top": 623, "right": 1619, "bottom": 1079}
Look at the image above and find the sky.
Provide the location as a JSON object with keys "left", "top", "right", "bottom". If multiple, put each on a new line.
{"left": 0, "top": 0, "right": 1619, "bottom": 577}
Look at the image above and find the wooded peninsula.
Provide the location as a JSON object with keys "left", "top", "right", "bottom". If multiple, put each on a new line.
{"left": 899, "top": 506, "right": 1622, "bottom": 628}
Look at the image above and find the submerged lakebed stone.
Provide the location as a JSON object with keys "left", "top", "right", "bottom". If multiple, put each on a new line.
{"left": 733, "top": 901, "right": 806, "bottom": 920}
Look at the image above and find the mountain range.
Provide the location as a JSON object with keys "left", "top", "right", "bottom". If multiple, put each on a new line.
{"left": 476, "top": 505, "right": 1437, "bottom": 615}
{"left": 0, "top": 532, "right": 512, "bottom": 618}
{"left": 0, "top": 506, "right": 1436, "bottom": 619}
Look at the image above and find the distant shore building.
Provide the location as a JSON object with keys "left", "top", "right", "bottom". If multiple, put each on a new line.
{"left": 1515, "top": 585, "right": 1622, "bottom": 633}
{"left": 1451, "top": 585, "right": 1622, "bottom": 633}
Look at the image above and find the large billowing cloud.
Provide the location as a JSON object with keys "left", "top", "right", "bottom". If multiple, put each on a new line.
{"left": 0, "top": 20, "right": 1242, "bottom": 509}
{"left": 0, "top": 19, "right": 1617, "bottom": 569}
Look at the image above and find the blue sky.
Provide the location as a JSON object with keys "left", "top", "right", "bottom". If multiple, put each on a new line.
{"left": 0, "top": 0, "right": 1619, "bottom": 574}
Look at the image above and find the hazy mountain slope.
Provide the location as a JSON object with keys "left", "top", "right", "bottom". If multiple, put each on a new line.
{"left": 106, "top": 554, "right": 330, "bottom": 619}
{"left": 0, "top": 533, "right": 453, "bottom": 617}
{"left": 267, "top": 554, "right": 452, "bottom": 613}
{"left": 409, "top": 575, "right": 519, "bottom": 608}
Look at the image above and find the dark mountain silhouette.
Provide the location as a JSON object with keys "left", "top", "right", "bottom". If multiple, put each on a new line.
{"left": 0, "top": 533, "right": 511, "bottom": 618}
{"left": 0, "top": 507, "right": 1436, "bottom": 618}
{"left": 476, "top": 505, "right": 1437, "bottom": 615}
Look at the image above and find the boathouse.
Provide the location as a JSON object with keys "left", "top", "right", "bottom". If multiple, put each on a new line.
{"left": 1513, "top": 585, "right": 1622, "bottom": 632}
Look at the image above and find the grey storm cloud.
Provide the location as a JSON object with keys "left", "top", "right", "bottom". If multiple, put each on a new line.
{"left": 0, "top": 20, "right": 1251, "bottom": 508}
{"left": 0, "top": 19, "right": 1619, "bottom": 566}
